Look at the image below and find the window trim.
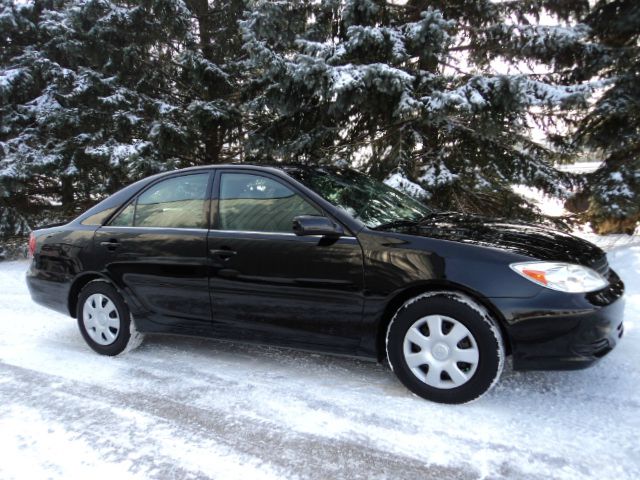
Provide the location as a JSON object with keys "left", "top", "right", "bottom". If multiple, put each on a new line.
{"left": 98, "top": 225, "right": 209, "bottom": 234}
{"left": 107, "top": 171, "right": 214, "bottom": 230}
{"left": 212, "top": 168, "right": 333, "bottom": 234}
{"left": 210, "top": 228, "right": 358, "bottom": 242}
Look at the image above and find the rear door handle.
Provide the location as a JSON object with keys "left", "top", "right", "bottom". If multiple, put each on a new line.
{"left": 210, "top": 248, "right": 237, "bottom": 259}
{"left": 100, "top": 239, "right": 120, "bottom": 250}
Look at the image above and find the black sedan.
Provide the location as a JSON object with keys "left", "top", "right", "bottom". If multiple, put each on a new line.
{"left": 26, "top": 164, "right": 625, "bottom": 403}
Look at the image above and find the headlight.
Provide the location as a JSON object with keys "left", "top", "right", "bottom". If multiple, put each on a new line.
{"left": 510, "top": 261, "right": 608, "bottom": 293}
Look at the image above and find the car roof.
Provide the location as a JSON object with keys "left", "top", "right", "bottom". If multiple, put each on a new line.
{"left": 153, "top": 163, "right": 353, "bottom": 184}
{"left": 161, "top": 162, "right": 324, "bottom": 174}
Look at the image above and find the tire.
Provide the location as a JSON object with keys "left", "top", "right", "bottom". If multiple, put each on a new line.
{"left": 386, "top": 291, "right": 504, "bottom": 404}
{"left": 76, "top": 281, "right": 144, "bottom": 356}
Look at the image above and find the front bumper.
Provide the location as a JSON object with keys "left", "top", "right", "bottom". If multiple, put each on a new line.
{"left": 491, "top": 270, "right": 625, "bottom": 371}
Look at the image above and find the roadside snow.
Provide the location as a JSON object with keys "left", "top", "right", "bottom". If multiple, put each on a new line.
{"left": 576, "top": 231, "right": 640, "bottom": 251}
{"left": 512, "top": 184, "right": 567, "bottom": 216}
{"left": 0, "top": 239, "right": 638, "bottom": 479}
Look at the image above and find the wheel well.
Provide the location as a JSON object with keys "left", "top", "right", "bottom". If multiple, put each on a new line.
{"left": 68, "top": 274, "right": 110, "bottom": 318}
{"left": 375, "top": 283, "right": 511, "bottom": 362}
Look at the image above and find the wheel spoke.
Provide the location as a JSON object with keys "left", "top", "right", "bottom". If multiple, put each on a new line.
{"left": 425, "top": 364, "right": 442, "bottom": 387}
{"left": 104, "top": 300, "right": 117, "bottom": 315}
{"left": 452, "top": 347, "right": 479, "bottom": 364}
{"left": 106, "top": 317, "right": 120, "bottom": 329}
{"left": 447, "top": 323, "right": 469, "bottom": 345}
{"left": 103, "top": 327, "right": 116, "bottom": 342}
{"left": 426, "top": 315, "right": 444, "bottom": 340}
{"left": 84, "top": 315, "right": 97, "bottom": 330}
{"left": 405, "top": 326, "right": 431, "bottom": 350}
{"left": 405, "top": 352, "right": 426, "bottom": 368}
{"left": 445, "top": 363, "right": 468, "bottom": 386}
{"left": 91, "top": 325, "right": 104, "bottom": 340}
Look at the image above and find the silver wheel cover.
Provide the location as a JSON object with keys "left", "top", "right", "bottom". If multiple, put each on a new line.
{"left": 82, "top": 293, "right": 120, "bottom": 346}
{"left": 403, "top": 315, "right": 479, "bottom": 389}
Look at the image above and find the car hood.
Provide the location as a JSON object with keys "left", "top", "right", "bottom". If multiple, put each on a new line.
{"left": 384, "top": 212, "right": 606, "bottom": 267}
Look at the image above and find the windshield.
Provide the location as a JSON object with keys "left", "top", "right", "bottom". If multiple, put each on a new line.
{"left": 289, "top": 167, "right": 432, "bottom": 228}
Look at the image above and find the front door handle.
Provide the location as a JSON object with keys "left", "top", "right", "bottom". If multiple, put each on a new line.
{"left": 210, "top": 248, "right": 237, "bottom": 259}
{"left": 100, "top": 239, "right": 120, "bottom": 250}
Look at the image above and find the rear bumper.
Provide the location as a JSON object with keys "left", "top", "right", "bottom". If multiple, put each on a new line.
{"left": 492, "top": 271, "right": 625, "bottom": 371}
{"left": 26, "top": 262, "right": 71, "bottom": 316}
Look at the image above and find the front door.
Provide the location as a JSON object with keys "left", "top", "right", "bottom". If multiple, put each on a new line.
{"left": 207, "top": 170, "right": 365, "bottom": 355}
{"left": 95, "top": 171, "right": 213, "bottom": 331}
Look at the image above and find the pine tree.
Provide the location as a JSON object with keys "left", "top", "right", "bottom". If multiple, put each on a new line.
{"left": 0, "top": 0, "right": 244, "bottom": 231}
{"left": 574, "top": 0, "right": 639, "bottom": 234}
{"left": 240, "top": 0, "right": 601, "bottom": 220}
{"left": 2, "top": 0, "right": 636, "bottom": 236}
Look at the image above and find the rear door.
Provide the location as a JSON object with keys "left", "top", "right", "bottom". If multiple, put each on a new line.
{"left": 95, "top": 171, "right": 213, "bottom": 331}
{"left": 207, "top": 169, "right": 365, "bottom": 355}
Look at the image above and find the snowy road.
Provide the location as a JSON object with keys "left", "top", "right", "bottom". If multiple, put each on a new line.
{"left": 1, "top": 240, "right": 639, "bottom": 479}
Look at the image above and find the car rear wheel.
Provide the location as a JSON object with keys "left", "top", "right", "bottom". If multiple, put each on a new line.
{"left": 77, "top": 281, "right": 144, "bottom": 355}
{"left": 386, "top": 291, "right": 504, "bottom": 404}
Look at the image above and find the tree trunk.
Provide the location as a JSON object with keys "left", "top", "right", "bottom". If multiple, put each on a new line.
{"left": 185, "top": 0, "right": 223, "bottom": 164}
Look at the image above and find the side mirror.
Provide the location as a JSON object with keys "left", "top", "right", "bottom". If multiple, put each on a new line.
{"left": 292, "top": 215, "right": 344, "bottom": 238}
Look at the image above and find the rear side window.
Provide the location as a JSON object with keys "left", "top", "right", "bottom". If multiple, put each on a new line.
{"left": 80, "top": 207, "right": 117, "bottom": 226}
{"left": 218, "top": 173, "right": 320, "bottom": 232}
{"left": 110, "top": 173, "right": 210, "bottom": 229}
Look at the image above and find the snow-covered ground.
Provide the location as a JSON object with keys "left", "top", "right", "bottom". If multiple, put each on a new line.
{"left": 0, "top": 238, "right": 639, "bottom": 479}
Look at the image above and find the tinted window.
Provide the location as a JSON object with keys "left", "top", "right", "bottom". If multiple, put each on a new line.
{"left": 80, "top": 207, "right": 117, "bottom": 226}
{"left": 218, "top": 173, "right": 320, "bottom": 232}
{"left": 110, "top": 173, "right": 209, "bottom": 228}
{"left": 288, "top": 168, "right": 432, "bottom": 228}
{"left": 110, "top": 203, "right": 135, "bottom": 227}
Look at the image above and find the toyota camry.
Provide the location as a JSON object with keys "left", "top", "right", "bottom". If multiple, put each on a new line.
{"left": 26, "top": 164, "right": 625, "bottom": 403}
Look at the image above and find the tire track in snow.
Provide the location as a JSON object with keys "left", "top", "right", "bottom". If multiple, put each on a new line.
{"left": 0, "top": 361, "right": 475, "bottom": 480}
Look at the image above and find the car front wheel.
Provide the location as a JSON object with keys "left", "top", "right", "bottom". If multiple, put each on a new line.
{"left": 77, "top": 281, "right": 144, "bottom": 356}
{"left": 386, "top": 291, "right": 505, "bottom": 404}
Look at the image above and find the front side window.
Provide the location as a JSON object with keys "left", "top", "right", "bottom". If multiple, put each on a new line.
{"left": 110, "top": 204, "right": 135, "bottom": 227}
{"left": 110, "top": 173, "right": 209, "bottom": 229}
{"left": 218, "top": 173, "right": 321, "bottom": 232}
{"left": 288, "top": 167, "right": 432, "bottom": 228}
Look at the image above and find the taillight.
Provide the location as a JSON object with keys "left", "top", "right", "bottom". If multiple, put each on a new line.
{"left": 28, "top": 232, "right": 36, "bottom": 257}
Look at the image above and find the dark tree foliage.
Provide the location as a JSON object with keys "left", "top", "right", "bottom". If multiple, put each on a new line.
{"left": 0, "top": 0, "right": 638, "bottom": 236}
{"left": 239, "top": 0, "right": 603, "bottom": 220}
{"left": 573, "top": 0, "right": 639, "bottom": 234}
{"left": 0, "top": 0, "right": 244, "bottom": 230}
